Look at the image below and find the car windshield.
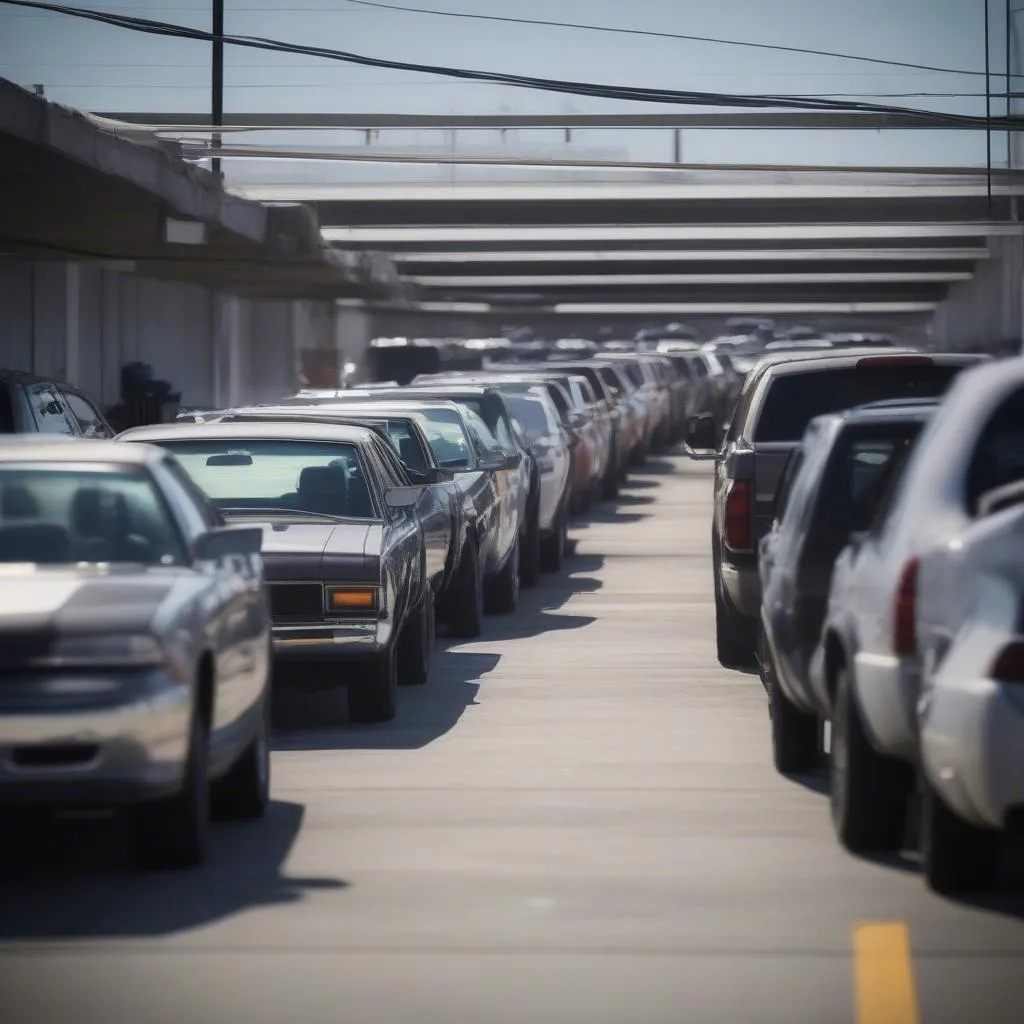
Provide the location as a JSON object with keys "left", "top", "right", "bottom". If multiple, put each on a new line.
{"left": 754, "top": 364, "right": 966, "bottom": 443}
{"left": 415, "top": 407, "right": 475, "bottom": 469}
{"left": 0, "top": 465, "right": 186, "bottom": 566}
{"left": 157, "top": 439, "right": 377, "bottom": 519}
{"left": 505, "top": 394, "right": 552, "bottom": 442}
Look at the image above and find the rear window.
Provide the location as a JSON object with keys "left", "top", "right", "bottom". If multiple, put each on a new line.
{"left": 754, "top": 365, "right": 964, "bottom": 443}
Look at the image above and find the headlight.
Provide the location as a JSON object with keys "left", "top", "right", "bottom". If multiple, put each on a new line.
{"left": 53, "top": 633, "right": 166, "bottom": 667}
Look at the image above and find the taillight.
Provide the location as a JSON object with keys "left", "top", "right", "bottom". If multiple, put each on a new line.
{"left": 991, "top": 641, "right": 1024, "bottom": 683}
{"left": 723, "top": 479, "right": 753, "bottom": 553}
{"left": 893, "top": 558, "right": 920, "bottom": 656}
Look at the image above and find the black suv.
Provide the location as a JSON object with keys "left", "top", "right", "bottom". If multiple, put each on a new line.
{"left": 682, "top": 350, "right": 987, "bottom": 670}
{"left": 0, "top": 370, "right": 113, "bottom": 438}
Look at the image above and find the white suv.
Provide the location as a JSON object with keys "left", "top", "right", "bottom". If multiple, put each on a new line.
{"left": 813, "top": 357, "right": 1023, "bottom": 855}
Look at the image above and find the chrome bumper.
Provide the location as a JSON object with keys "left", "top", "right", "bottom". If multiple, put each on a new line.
{"left": 271, "top": 619, "right": 387, "bottom": 661}
{"left": 0, "top": 670, "right": 191, "bottom": 806}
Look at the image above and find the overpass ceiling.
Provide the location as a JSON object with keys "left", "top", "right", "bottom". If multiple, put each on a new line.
{"left": 259, "top": 176, "right": 1024, "bottom": 314}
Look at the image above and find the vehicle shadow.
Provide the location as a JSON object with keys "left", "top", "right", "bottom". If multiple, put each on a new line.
{"left": 610, "top": 493, "right": 657, "bottom": 508}
{"left": 573, "top": 508, "right": 651, "bottom": 526}
{"left": 632, "top": 458, "right": 678, "bottom": 476}
{"left": 273, "top": 649, "right": 500, "bottom": 751}
{"left": 0, "top": 800, "right": 346, "bottom": 939}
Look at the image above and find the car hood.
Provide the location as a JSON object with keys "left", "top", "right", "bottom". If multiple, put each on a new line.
{"left": 250, "top": 521, "right": 380, "bottom": 583}
{"left": 0, "top": 567, "right": 180, "bottom": 639}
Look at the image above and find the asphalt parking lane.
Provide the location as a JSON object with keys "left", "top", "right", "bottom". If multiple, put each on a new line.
{"left": 1, "top": 456, "right": 1023, "bottom": 1024}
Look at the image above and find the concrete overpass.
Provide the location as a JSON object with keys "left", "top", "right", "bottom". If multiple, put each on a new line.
{"left": 225, "top": 175, "right": 1024, "bottom": 348}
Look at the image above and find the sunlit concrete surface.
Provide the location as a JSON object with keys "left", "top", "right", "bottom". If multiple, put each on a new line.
{"left": 1, "top": 457, "right": 1023, "bottom": 1024}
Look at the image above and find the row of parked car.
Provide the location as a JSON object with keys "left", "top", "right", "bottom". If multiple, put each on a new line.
{"left": 684, "top": 346, "right": 1024, "bottom": 894}
{"left": 0, "top": 350, "right": 689, "bottom": 870}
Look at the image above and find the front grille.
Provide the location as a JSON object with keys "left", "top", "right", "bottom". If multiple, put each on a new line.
{"left": 269, "top": 584, "right": 324, "bottom": 624}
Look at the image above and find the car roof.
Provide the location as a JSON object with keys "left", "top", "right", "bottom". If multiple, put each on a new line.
{"left": 386, "top": 384, "right": 501, "bottom": 397}
{"left": 118, "top": 421, "right": 379, "bottom": 444}
{"left": 764, "top": 350, "right": 985, "bottom": 377}
{"left": 0, "top": 436, "right": 158, "bottom": 465}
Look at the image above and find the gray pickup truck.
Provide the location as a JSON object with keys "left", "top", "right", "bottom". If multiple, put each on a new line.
{"left": 683, "top": 349, "right": 988, "bottom": 671}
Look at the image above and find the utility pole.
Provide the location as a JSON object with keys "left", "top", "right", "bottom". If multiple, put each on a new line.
{"left": 212, "top": 0, "right": 224, "bottom": 178}
{"left": 986, "top": 0, "right": 993, "bottom": 213}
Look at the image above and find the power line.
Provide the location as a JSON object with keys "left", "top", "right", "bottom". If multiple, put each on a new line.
{"left": 5, "top": 0, "right": 1005, "bottom": 80}
{"left": 2, "top": 0, "right": 1021, "bottom": 128}
{"left": 335, "top": 0, "right": 991, "bottom": 79}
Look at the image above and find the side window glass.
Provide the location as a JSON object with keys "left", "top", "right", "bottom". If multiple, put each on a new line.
{"left": 774, "top": 449, "right": 805, "bottom": 523}
{"left": 966, "top": 384, "right": 1024, "bottom": 516}
{"left": 28, "top": 384, "right": 75, "bottom": 435}
{"left": 63, "top": 391, "right": 111, "bottom": 438}
{"left": 493, "top": 415, "right": 515, "bottom": 452}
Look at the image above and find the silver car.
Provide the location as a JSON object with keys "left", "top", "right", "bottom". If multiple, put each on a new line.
{"left": 0, "top": 438, "right": 271, "bottom": 869}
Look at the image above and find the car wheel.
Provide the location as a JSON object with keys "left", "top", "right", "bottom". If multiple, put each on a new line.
{"left": 399, "top": 589, "right": 434, "bottom": 686}
{"left": 764, "top": 637, "right": 818, "bottom": 775}
{"left": 922, "top": 778, "right": 1000, "bottom": 894}
{"left": 830, "top": 665, "right": 911, "bottom": 853}
{"left": 348, "top": 646, "right": 398, "bottom": 723}
{"left": 541, "top": 503, "right": 567, "bottom": 573}
{"left": 212, "top": 687, "right": 271, "bottom": 820}
{"left": 485, "top": 535, "right": 520, "bottom": 615}
{"left": 446, "top": 538, "right": 484, "bottom": 638}
{"left": 520, "top": 502, "right": 542, "bottom": 587}
{"left": 129, "top": 708, "right": 210, "bottom": 869}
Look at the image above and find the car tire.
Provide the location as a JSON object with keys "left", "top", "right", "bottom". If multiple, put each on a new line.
{"left": 399, "top": 589, "right": 434, "bottom": 686}
{"left": 541, "top": 503, "right": 568, "bottom": 573}
{"left": 129, "top": 708, "right": 210, "bottom": 869}
{"left": 212, "top": 688, "right": 271, "bottom": 820}
{"left": 446, "top": 538, "right": 484, "bottom": 639}
{"left": 348, "top": 646, "right": 398, "bottom": 723}
{"left": 485, "top": 535, "right": 520, "bottom": 615}
{"left": 830, "top": 665, "right": 911, "bottom": 853}
{"left": 922, "top": 778, "right": 1000, "bottom": 894}
{"left": 520, "top": 502, "right": 542, "bottom": 587}
{"left": 764, "top": 638, "right": 818, "bottom": 775}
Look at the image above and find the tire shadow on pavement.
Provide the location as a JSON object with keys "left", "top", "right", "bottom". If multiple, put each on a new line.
{"left": 0, "top": 800, "right": 347, "bottom": 939}
{"left": 273, "top": 650, "right": 500, "bottom": 751}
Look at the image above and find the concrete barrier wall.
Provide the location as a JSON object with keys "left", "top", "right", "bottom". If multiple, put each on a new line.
{"left": 0, "top": 261, "right": 341, "bottom": 412}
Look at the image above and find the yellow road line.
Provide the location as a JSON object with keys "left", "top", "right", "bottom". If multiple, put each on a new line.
{"left": 853, "top": 922, "right": 920, "bottom": 1024}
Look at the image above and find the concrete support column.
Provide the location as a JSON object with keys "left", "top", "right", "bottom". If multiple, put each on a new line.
{"left": 64, "top": 263, "right": 80, "bottom": 386}
{"left": 930, "top": 235, "right": 1024, "bottom": 353}
{"left": 212, "top": 292, "right": 243, "bottom": 408}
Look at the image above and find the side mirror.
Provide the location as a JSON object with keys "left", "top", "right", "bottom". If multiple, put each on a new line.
{"left": 683, "top": 412, "right": 718, "bottom": 460}
{"left": 478, "top": 450, "right": 517, "bottom": 472}
{"left": 193, "top": 526, "right": 262, "bottom": 561}
{"left": 385, "top": 486, "right": 426, "bottom": 510}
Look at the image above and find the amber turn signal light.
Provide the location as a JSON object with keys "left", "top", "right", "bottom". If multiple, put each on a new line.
{"left": 326, "top": 587, "right": 378, "bottom": 611}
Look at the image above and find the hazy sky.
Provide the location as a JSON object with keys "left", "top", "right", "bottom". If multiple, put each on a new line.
{"left": 0, "top": 0, "right": 1013, "bottom": 174}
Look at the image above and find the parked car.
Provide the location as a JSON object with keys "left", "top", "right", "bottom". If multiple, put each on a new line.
{"left": 349, "top": 385, "right": 538, "bottom": 587}
{"left": 1, "top": 369, "right": 113, "bottom": 438}
{"left": 685, "top": 350, "right": 988, "bottom": 671}
{"left": 120, "top": 421, "right": 436, "bottom": 723}
{"left": 412, "top": 369, "right": 608, "bottom": 515}
{"left": 915, "top": 497, "right": 1024, "bottom": 893}
{"left": 190, "top": 406, "right": 459, "bottom": 605}
{"left": 757, "top": 399, "right": 937, "bottom": 775}
{"left": 0, "top": 437, "right": 270, "bottom": 868}
{"left": 499, "top": 391, "right": 573, "bottom": 571}
{"left": 813, "top": 357, "right": 1024, "bottom": 857}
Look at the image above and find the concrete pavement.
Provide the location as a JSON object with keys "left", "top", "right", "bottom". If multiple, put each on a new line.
{"left": 2, "top": 457, "right": 1023, "bottom": 1024}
